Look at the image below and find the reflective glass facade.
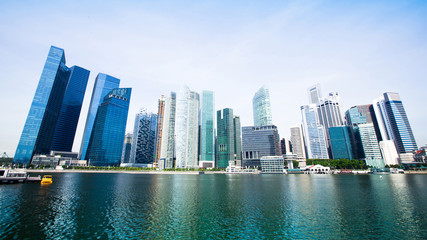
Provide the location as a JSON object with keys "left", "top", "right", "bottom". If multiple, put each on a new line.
{"left": 383, "top": 93, "right": 417, "bottom": 153}
{"left": 130, "top": 109, "right": 158, "bottom": 164}
{"left": 216, "top": 108, "right": 241, "bottom": 168}
{"left": 175, "top": 86, "right": 199, "bottom": 168}
{"left": 242, "top": 125, "right": 281, "bottom": 168}
{"left": 121, "top": 133, "right": 133, "bottom": 163}
{"left": 14, "top": 46, "right": 86, "bottom": 165}
{"left": 80, "top": 73, "right": 120, "bottom": 160}
{"left": 357, "top": 123, "right": 384, "bottom": 168}
{"left": 301, "top": 105, "right": 328, "bottom": 159}
{"left": 86, "top": 88, "right": 131, "bottom": 166}
{"left": 200, "top": 91, "right": 215, "bottom": 162}
{"left": 159, "top": 92, "right": 176, "bottom": 168}
{"left": 329, "top": 126, "right": 353, "bottom": 160}
{"left": 253, "top": 86, "right": 273, "bottom": 126}
{"left": 51, "top": 66, "right": 90, "bottom": 152}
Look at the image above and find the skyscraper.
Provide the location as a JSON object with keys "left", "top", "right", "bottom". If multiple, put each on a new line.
{"left": 301, "top": 105, "right": 328, "bottom": 159}
{"left": 129, "top": 109, "right": 158, "bottom": 165}
{"left": 121, "top": 133, "right": 133, "bottom": 163}
{"left": 345, "top": 105, "right": 375, "bottom": 159}
{"left": 159, "top": 92, "right": 176, "bottom": 169}
{"left": 154, "top": 96, "right": 165, "bottom": 166}
{"left": 200, "top": 91, "right": 215, "bottom": 166}
{"left": 216, "top": 108, "right": 242, "bottom": 168}
{"left": 329, "top": 126, "right": 353, "bottom": 160}
{"left": 80, "top": 73, "right": 120, "bottom": 160}
{"left": 51, "top": 66, "right": 90, "bottom": 152}
{"left": 86, "top": 88, "right": 131, "bottom": 166}
{"left": 308, "top": 84, "right": 322, "bottom": 105}
{"left": 14, "top": 46, "right": 89, "bottom": 165}
{"left": 242, "top": 125, "right": 281, "bottom": 168}
{"left": 357, "top": 123, "right": 384, "bottom": 168}
{"left": 253, "top": 86, "right": 273, "bottom": 126}
{"left": 175, "top": 86, "right": 200, "bottom": 169}
{"left": 290, "top": 125, "right": 306, "bottom": 160}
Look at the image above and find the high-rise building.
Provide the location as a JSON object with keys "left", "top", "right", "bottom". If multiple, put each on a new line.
{"left": 159, "top": 92, "right": 176, "bottom": 169}
{"left": 50, "top": 66, "right": 90, "bottom": 152}
{"left": 175, "top": 86, "right": 200, "bottom": 169}
{"left": 357, "top": 123, "right": 384, "bottom": 168}
{"left": 154, "top": 95, "right": 165, "bottom": 166}
{"left": 129, "top": 109, "right": 158, "bottom": 165}
{"left": 200, "top": 91, "right": 215, "bottom": 166}
{"left": 317, "top": 92, "right": 345, "bottom": 130}
{"left": 345, "top": 105, "right": 375, "bottom": 159}
{"left": 253, "top": 86, "right": 273, "bottom": 126}
{"left": 86, "top": 88, "right": 131, "bottom": 166}
{"left": 301, "top": 105, "right": 328, "bottom": 159}
{"left": 216, "top": 108, "right": 242, "bottom": 168}
{"left": 329, "top": 126, "right": 353, "bottom": 160}
{"left": 308, "top": 84, "right": 322, "bottom": 105}
{"left": 379, "top": 140, "right": 399, "bottom": 166}
{"left": 14, "top": 46, "right": 90, "bottom": 165}
{"left": 80, "top": 73, "right": 120, "bottom": 160}
{"left": 290, "top": 125, "right": 306, "bottom": 160}
{"left": 121, "top": 133, "right": 133, "bottom": 163}
{"left": 242, "top": 125, "right": 281, "bottom": 168}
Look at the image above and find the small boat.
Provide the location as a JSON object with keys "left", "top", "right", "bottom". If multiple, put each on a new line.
{"left": 41, "top": 175, "right": 53, "bottom": 184}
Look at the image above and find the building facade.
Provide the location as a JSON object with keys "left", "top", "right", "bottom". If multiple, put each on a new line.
{"left": 301, "top": 104, "right": 328, "bottom": 159}
{"left": 175, "top": 86, "right": 199, "bottom": 169}
{"left": 154, "top": 96, "right": 165, "bottom": 166}
{"left": 159, "top": 92, "right": 176, "bottom": 169}
{"left": 14, "top": 46, "right": 89, "bottom": 165}
{"left": 80, "top": 73, "right": 120, "bottom": 160}
{"left": 121, "top": 133, "right": 133, "bottom": 163}
{"left": 129, "top": 109, "right": 158, "bottom": 165}
{"left": 260, "top": 156, "right": 284, "bottom": 173}
{"left": 200, "top": 91, "right": 215, "bottom": 166}
{"left": 329, "top": 126, "right": 353, "bottom": 160}
{"left": 216, "top": 108, "right": 242, "bottom": 168}
{"left": 290, "top": 125, "right": 306, "bottom": 160}
{"left": 86, "top": 88, "right": 131, "bottom": 166}
{"left": 252, "top": 86, "right": 273, "bottom": 126}
{"left": 357, "top": 123, "right": 384, "bottom": 168}
{"left": 242, "top": 125, "right": 281, "bottom": 168}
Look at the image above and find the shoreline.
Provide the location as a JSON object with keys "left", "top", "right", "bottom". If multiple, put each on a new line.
{"left": 25, "top": 169, "right": 427, "bottom": 175}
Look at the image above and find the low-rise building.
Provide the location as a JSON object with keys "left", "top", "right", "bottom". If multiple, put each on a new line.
{"left": 304, "top": 165, "right": 331, "bottom": 174}
{"left": 260, "top": 156, "right": 284, "bottom": 173}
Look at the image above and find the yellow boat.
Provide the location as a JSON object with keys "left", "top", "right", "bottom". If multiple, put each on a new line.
{"left": 41, "top": 175, "right": 53, "bottom": 184}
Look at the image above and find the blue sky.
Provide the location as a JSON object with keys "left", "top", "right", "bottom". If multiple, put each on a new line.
{"left": 1, "top": 0, "right": 426, "bottom": 156}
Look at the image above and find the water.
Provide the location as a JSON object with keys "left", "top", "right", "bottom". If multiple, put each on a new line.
{"left": 1, "top": 173, "right": 426, "bottom": 239}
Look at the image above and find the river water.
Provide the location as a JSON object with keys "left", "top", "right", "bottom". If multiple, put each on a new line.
{"left": 0, "top": 173, "right": 426, "bottom": 239}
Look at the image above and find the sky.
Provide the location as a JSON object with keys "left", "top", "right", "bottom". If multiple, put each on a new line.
{"left": 0, "top": 0, "right": 426, "bottom": 157}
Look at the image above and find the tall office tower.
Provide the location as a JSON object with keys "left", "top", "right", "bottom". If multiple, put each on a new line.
{"left": 290, "top": 125, "right": 306, "bottom": 159}
{"left": 329, "top": 126, "right": 353, "bottom": 160}
{"left": 154, "top": 95, "right": 165, "bottom": 166}
{"left": 308, "top": 84, "right": 322, "bottom": 105}
{"left": 253, "top": 86, "right": 273, "bottom": 126}
{"left": 121, "top": 133, "right": 133, "bottom": 163}
{"left": 86, "top": 88, "right": 131, "bottom": 166}
{"left": 242, "top": 125, "right": 281, "bottom": 168}
{"left": 373, "top": 93, "right": 417, "bottom": 154}
{"left": 345, "top": 105, "right": 375, "bottom": 159}
{"left": 280, "top": 138, "right": 292, "bottom": 155}
{"left": 357, "top": 123, "right": 384, "bottom": 168}
{"left": 80, "top": 73, "right": 120, "bottom": 160}
{"left": 51, "top": 66, "right": 90, "bottom": 152}
{"left": 379, "top": 140, "right": 399, "bottom": 166}
{"left": 129, "top": 109, "right": 158, "bottom": 165}
{"left": 216, "top": 108, "right": 242, "bottom": 168}
{"left": 14, "top": 46, "right": 90, "bottom": 165}
{"left": 200, "top": 91, "right": 215, "bottom": 166}
{"left": 159, "top": 92, "right": 176, "bottom": 169}
{"left": 317, "top": 92, "right": 345, "bottom": 129}
{"left": 233, "top": 116, "right": 242, "bottom": 163}
{"left": 175, "top": 86, "right": 200, "bottom": 169}
{"left": 301, "top": 105, "right": 328, "bottom": 159}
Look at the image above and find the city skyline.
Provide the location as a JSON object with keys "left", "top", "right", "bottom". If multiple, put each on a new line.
{"left": 1, "top": 1, "right": 427, "bottom": 156}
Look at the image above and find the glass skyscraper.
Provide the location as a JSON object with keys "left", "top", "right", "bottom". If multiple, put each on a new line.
{"left": 329, "top": 126, "right": 353, "bottom": 160}
{"left": 80, "top": 73, "right": 120, "bottom": 160}
{"left": 200, "top": 91, "right": 215, "bottom": 164}
{"left": 159, "top": 92, "right": 176, "bottom": 169}
{"left": 216, "top": 108, "right": 242, "bottom": 168}
{"left": 129, "top": 109, "right": 158, "bottom": 165}
{"left": 242, "top": 125, "right": 281, "bottom": 168}
{"left": 51, "top": 66, "right": 90, "bottom": 152}
{"left": 14, "top": 46, "right": 89, "bottom": 165}
{"left": 253, "top": 86, "right": 273, "bottom": 126}
{"left": 121, "top": 133, "right": 133, "bottom": 163}
{"left": 86, "top": 88, "right": 131, "bottom": 166}
{"left": 154, "top": 95, "right": 165, "bottom": 166}
{"left": 358, "top": 123, "right": 384, "bottom": 168}
{"left": 175, "top": 86, "right": 199, "bottom": 169}
{"left": 301, "top": 104, "right": 328, "bottom": 159}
